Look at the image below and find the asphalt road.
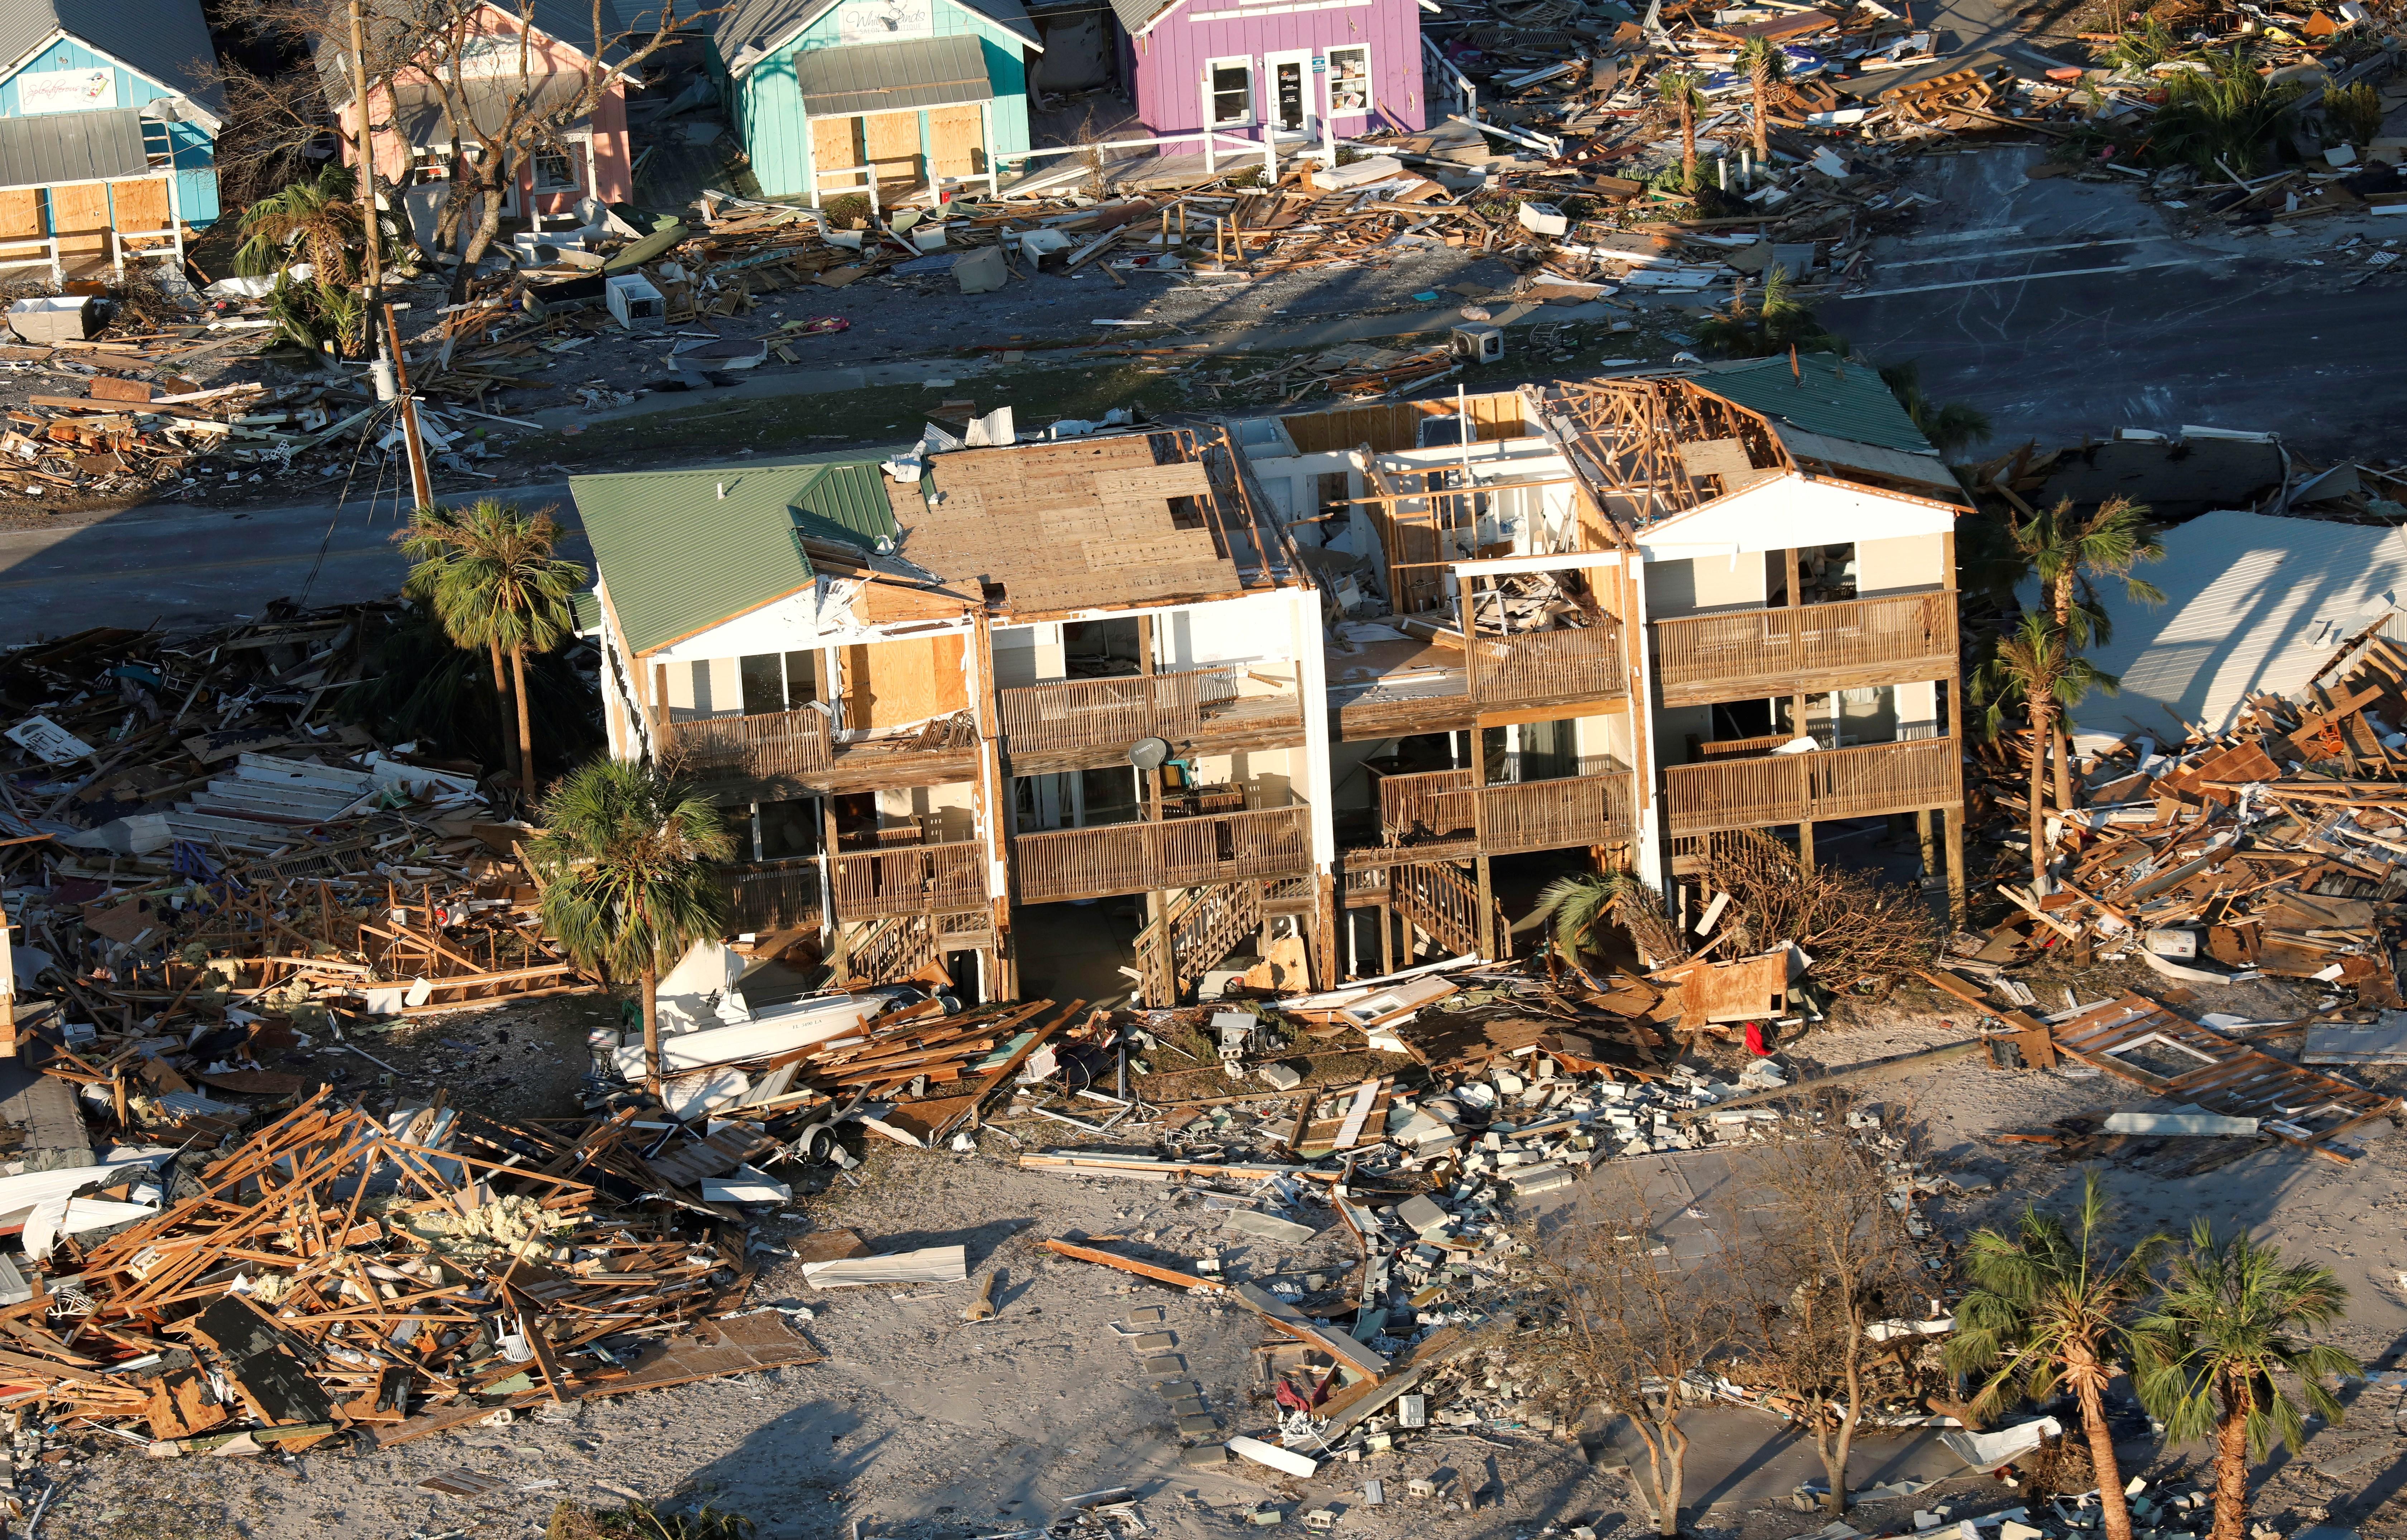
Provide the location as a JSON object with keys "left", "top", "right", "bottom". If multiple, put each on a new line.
{"left": 1821, "top": 145, "right": 2407, "bottom": 459}
{"left": 0, "top": 483, "right": 581, "bottom": 645}
{"left": 2, "top": 145, "right": 2400, "bottom": 643}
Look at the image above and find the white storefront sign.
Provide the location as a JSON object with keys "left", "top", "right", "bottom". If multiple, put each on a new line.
{"left": 837, "top": 0, "right": 935, "bottom": 43}
{"left": 16, "top": 68, "right": 116, "bottom": 114}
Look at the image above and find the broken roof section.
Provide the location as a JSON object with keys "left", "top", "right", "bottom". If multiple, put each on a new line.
{"left": 1538, "top": 360, "right": 1963, "bottom": 534}
{"left": 905, "top": 429, "right": 1295, "bottom": 615}
{"left": 571, "top": 453, "right": 904, "bottom": 654}
{"left": 574, "top": 428, "right": 1298, "bottom": 654}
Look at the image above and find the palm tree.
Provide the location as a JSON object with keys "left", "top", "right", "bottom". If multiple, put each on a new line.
{"left": 2007, "top": 496, "right": 2165, "bottom": 810}
{"left": 235, "top": 164, "right": 367, "bottom": 285}
{"left": 1969, "top": 612, "right": 2118, "bottom": 887}
{"left": 1519, "top": 871, "right": 1678, "bottom": 984}
{"left": 396, "top": 501, "right": 587, "bottom": 791}
{"left": 2134, "top": 1223, "right": 2360, "bottom": 1540}
{"left": 1879, "top": 361, "right": 1993, "bottom": 462}
{"left": 1658, "top": 69, "right": 1706, "bottom": 193}
{"left": 1739, "top": 37, "right": 1789, "bottom": 161}
{"left": 1695, "top": 267, "right": 1846, "bottom": 358}
{"left": 2152, "top": 51, "right": 2305, "bottom": 175}
{"left": 529, "top": 758, "right": 734, "bottom": 1094}
{"left": 1945, "top": 1174, "right": 2166, "bottom": 1540}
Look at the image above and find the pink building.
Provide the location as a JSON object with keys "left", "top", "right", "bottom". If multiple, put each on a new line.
{"left": 325, "top": 0, "right": 638, "bottom": 225}
{"left": 1108, "top": 0, "right": 1427, "bottom": 144}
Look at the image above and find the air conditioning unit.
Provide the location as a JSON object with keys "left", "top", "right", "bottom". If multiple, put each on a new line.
{"left": 1450, "top": 322, "right": 1504, "bottom": 364}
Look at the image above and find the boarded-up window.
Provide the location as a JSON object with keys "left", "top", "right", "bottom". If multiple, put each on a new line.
{"left": 927, "top": 104, "right": 984, "bottom": 178}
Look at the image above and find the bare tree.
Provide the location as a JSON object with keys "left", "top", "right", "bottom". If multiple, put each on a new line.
{"left": 218, "top": 0, "right": 720, "bottom": 296}
{"left": 1729, "top": 1097, "right": 1927, "bottom": 1515}
{"left": 399, "top": 0, "right": 722, "bottom": 291}
{"left": 1515, "top": 1175, "right": 1739, "bottom": 1537}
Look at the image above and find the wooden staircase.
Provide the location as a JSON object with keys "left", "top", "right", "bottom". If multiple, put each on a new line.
{"left": 1391, "top": 860, "right": 1510, "bottom": 962}
{"left": 1133, "top": 880, "right": 1267, "bottom": 1006}
{"left": 845, "top": 913, "right": 939, "bottom": 986}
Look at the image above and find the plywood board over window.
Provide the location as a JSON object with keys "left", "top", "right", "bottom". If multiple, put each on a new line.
{"left": 846, "top": 632, "right": 967, "bottom": 729}
{"left": 49, "top": 182, "right": 108, "bottom": 264}
{"left": 864, "top": 110, "right": 924, "bottom": 187}
{"left": 0, "top": 188, "right": 43, "bottom": 241}
{"left": 927, "top": 103, "right": 984, "bottom": 177}
{"left": 813, "top": 116, "right": 865, "bottom": 174}
{"left": 108, "top": 178, "right": 169, "bottom": 236}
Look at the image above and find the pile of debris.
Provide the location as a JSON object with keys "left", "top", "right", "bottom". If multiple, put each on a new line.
{"left": 0, "top": 1089, "right": 820, "bottom": 1455}
{"left": 1960, "top": 625, "right": 2407, "bottom": 1007}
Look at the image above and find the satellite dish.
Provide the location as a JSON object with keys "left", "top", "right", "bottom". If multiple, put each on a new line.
{"left": 1129, "top": 737, "right": 1171, "bottom": 771}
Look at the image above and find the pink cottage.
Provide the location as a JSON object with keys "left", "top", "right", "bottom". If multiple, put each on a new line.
{"left": 1108, "top": 0, "right": 1428, "bottom": 145}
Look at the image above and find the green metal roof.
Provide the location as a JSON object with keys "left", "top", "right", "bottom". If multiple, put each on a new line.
{"left": 1695, "top": 352, "right": 1937, "bottom": 458}
{"left": 569, "top": 589, "right": 602, "bottom": 635}
{"left": 569, "top": 454, "right": 903, "bottom": 656}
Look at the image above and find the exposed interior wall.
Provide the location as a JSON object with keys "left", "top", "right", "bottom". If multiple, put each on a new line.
{"left": 1645, "top": 552, "right": 1767, "bottom": 619}
{"left": 1573, "top": 711, "right": 1633, "bottom": 767}
{"left": 1160, "top": 592, "right": 1293, "bottom": 669}
{"left": 1179, "top": 747, "right": 1295, "bottom": 807}
{"left": 877, "top": 778, "right": 980, "bottom": 839}
{"left": 1326, "top": 737, "right": 1393, "bottom": 813}
{"left": 1655, "top": 703, "right": 1714, "bottom": 764}
{"left": 1855, "top": 533, "right": 1946, "bottom": 595}
{"left": 1896, "top": 679, "right": 1940, "bottom": 739}
{"left": 991, "top": 622, "right": 1067, "bottom": 688}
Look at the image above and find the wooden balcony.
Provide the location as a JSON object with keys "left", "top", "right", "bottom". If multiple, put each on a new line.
{"left": 1471, "top": 616, "right": 1627, "bottom": 709}
{"left": 1379, "top": 759, "right": 1635, "bottom": 855}
{"left": 660, "top": 706, "right": 977, "bottom": 794}
{"left": 664, "top": 707, "right": 830, "bottom": 781}
{"left": 1334, "top": 620, "right": 1629, "bottom": 743}
{"left": 714, "top": 857, "right": 823, "bottom": 935}
{"left": 1651, "top": 591, "right": 1957, "bottom": 708}
{"left": 1662, "top": 735, "right": 1961, "bottom": 837}
{"left": 831, "top": 840, "right": 989, "bottom": 919}
{"left": 999, "top": 666, "right": 1305, "bottom": 769}
{"left": 1015, "top": 805, "right": 1311, "bottom": 904}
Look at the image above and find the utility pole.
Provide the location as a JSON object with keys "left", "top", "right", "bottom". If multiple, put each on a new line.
{"left": 349, "top": 0, "right": 432, "bottom": 509}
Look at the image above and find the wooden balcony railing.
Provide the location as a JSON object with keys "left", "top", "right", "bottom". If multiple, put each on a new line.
{"left": 831, "top": 840, "right": 988, "bottom": 919}
{"left": 663, "top": 706, "right": 831, "bottom": 781}
{"left": 999, "top": 666, "right": 1282, "bottom": 756}
{"left": 1651, "top": 590, "right": 1957, "bottom": 707}
{"left": 1380, "top": 757, "right": 1632, "bottom": 852}
{"left": 1662, "top": 735, "right": 1961, "bottom": 836}
{"left": 1015, "top": 805, "right": 1311, "bottom": 904}
{"left": 714, "top": 857, "right": 823, "bottom": 935}
{"left": 1470, "top": 616, "right": 1626, "bottom": 708}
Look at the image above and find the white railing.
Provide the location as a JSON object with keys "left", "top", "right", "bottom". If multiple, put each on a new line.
{"left": 811, "top": 163, "right": 886, "bottom": 221}
{"left": 995, "top": 129, "right": 1277, "bottom": 196}
{"left": 110, "top": 225, "right": 182, "bottom": 276}
{"left": 1423, "top": 34, "right": 1479, "bottom": 121}
{"left": 0, "top": 236, "right": 61, "bottom": 285}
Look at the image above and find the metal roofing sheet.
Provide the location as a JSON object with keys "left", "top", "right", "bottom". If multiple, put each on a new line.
{"left": 0, "top": 107, "right": 145, "bottom": 190}
{"left": 711, "top": 0, "right": 1038, "bottom": 63}
{"left": 1774, "top": 425, "right": 1955, "bottom": 490}
{"left": 0, "top": 0, "right": 226, "bottom": 115}
{"left": 571, "top": 454, "right": 903, "bottom": 655}
{"left": 2066, "top": 511, "right": 2407, "bottom": 742}
{"left": 1695, "top": 351, "right": 1938, "bottom": 457}
{"left": 795, "top": 33, "right": 990, "bottom": 118}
